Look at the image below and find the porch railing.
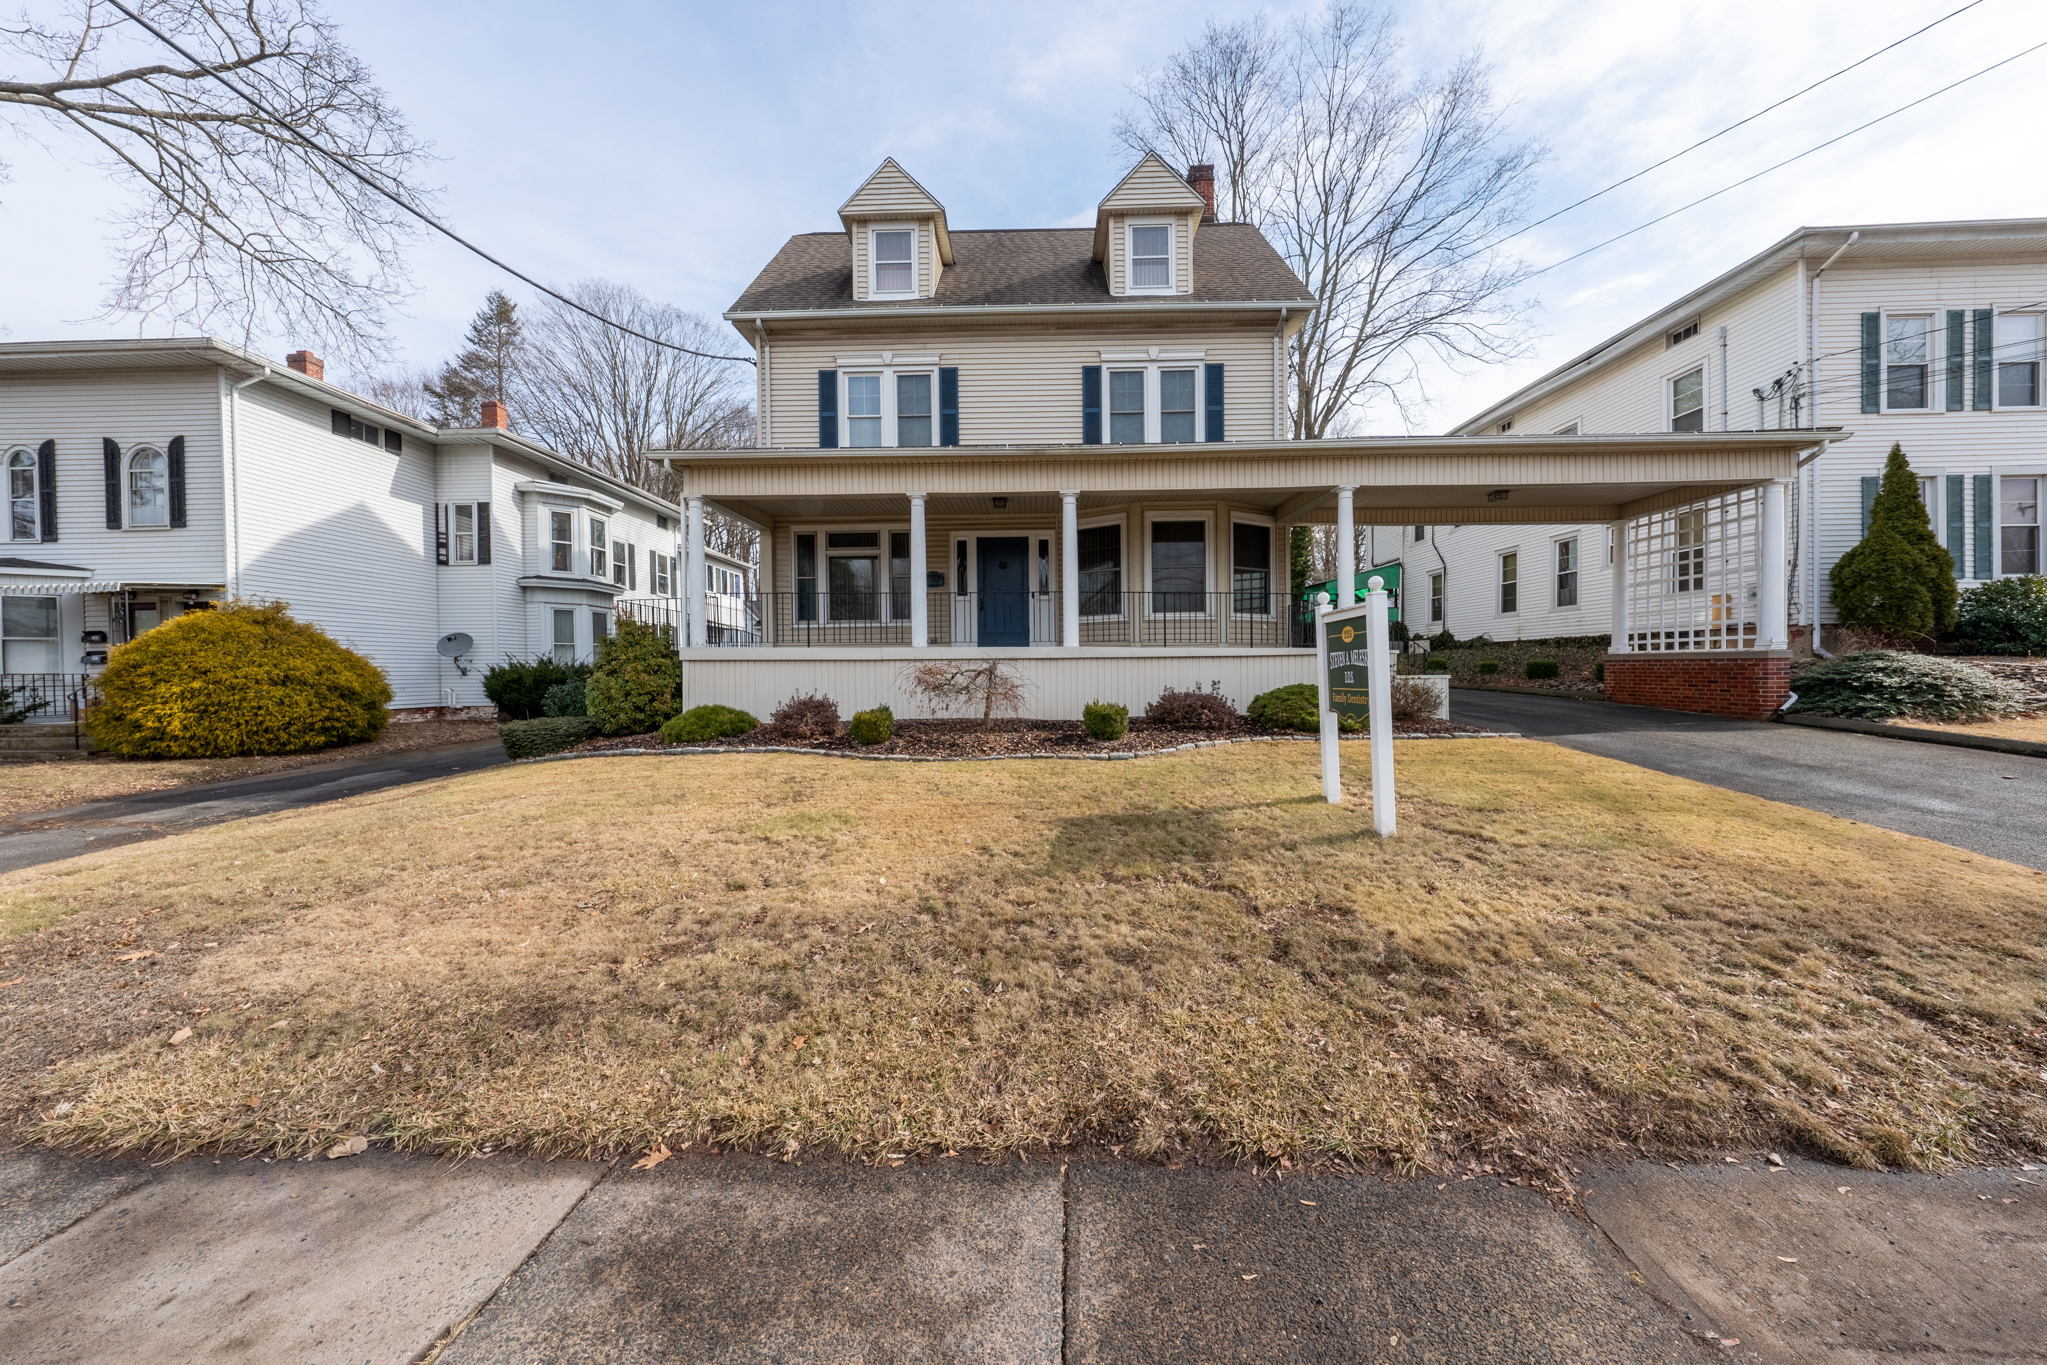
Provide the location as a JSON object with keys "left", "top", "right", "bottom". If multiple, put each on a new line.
{"left": 697, "top": 592, "right": 1316, "bottom": 648}
{"left": 0, "top": 673, "right": 96, "bottom": 748}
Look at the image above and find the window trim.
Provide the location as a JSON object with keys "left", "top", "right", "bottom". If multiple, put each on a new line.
{"left": 1999, "top": 474, "right": 2043, "bottom": 578}
{"left": 1427, "top": 570, "right": 1445, "bottom": 623}
{"left": 611, "top": 538, "right": 630, "bottom": 588}
{"left": 867, "top": 223, "right": 919, "bottom": 299}
{"left": 550, "top": 607, "right": 578, "bottom": 665}
{"left": 1497, "top": 548, "right": 1519, "bottom": 615}
{"left": 839, "top": 366, "right": 939, "bottom": 448}
{"left": 1142, "top": 510, "right": 1213, "bottom": 618}
{"left": 1666, "top": 365, "right": 1706, "bottom": 433}
{"left": 1553, "top": 534, "right": 1579, "bottom": 610}
{"left": 125, "top": 444, "right": 170, "bottom": 530}
{"left": 1990, "top": 311, "right": 2044, "bottom": 411}
{"left": 1227, "top": 513, "right": 1277, "bottom": 618}
{"left": 1123, "top": 218, "right": 1177, "bottom": 294}
{"left": 588, "top": 515, "right": 609, "bottom": 579}
{"left": 5, "top": 446, "right": 38, "bottom": 543}
{"left": 794, "top": 523, "right": 913, "bottom": 624}
{"left": 1075, "top": 513, "right": 1127, "bottom": 621}
{"left": 1879, "top": 311, "right": 1937, "bottom": 414}
{"left": 1103, "top": 363, "right": 1204, "bottom": 444}
{"left": 0, "top": 592, "right": 62, "bottom": 673}
{"left": 650, "top": 551, "right": 674, "bottom": 597}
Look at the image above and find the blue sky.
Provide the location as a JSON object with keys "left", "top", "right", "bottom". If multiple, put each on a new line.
{"left": 5, "top": 0, "right": 2047, "bottom": 429}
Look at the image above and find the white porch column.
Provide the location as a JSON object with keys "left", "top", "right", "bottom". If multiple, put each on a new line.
{"left": 684, "top": 494, "right": 708, "bottom": 648}
{"left": 1608, "top": 519, "right": 1630, "bottom": 654}
{"left": 1335, "top": 486, "right": 1357, "bottom": 606}
{"left": 908, "top": 492, "right": 929, "bottom": 648}
{"left": 1758, "top": 479, "right": 1790, "bottom": 650}
{"left": 1060, "top": 489, "right": 1080, "bottom": 648}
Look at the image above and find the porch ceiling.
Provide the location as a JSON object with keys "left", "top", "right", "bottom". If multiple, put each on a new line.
{"left": 661, "top": 430, "right": 1844, "bottom": 528}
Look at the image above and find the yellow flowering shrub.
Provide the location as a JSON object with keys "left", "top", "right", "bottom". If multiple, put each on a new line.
{"left": 86, "top": 601, "right": 392, "bottom": 758}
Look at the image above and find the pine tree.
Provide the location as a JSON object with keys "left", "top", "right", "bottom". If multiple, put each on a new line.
{"left": 424, "top": 290, "right": 524, "bottom": 427}
{"left": 1829, "top": 443, "right": 1958, "bottom": 639}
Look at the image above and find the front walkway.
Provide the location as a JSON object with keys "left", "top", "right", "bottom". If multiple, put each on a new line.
{"left": 1451, "top": 690, "right": 2047, "bottom": 870}
{"left": 1, "top": 1146, "right": 2038, "bottom": 1363}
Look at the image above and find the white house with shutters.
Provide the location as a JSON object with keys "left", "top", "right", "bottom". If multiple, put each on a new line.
{"left": 650, "top": 155, "right": 1829, "bottom": 721}
{"left": 1386, "top": 219, "right": 2047, "bottom": 650}
{"left": 0, "top": 338, "right": 748, "bottom": 714}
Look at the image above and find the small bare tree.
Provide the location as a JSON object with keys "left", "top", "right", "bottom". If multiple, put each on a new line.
{"left": 902, "top": 660, "right": 1027, "bottom": 731}
{"left": 1117, "top": 6, "right": 1541, "bottom": 436}
{"left": 1, "top": 0, "right": 432, "bottom": 361}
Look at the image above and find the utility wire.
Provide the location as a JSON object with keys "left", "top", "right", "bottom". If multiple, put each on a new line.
{"left": 103, "top": 0, "right": 757, "bottom": 366}
{"left": 1460, "top": 0, "right": 1986, "bottom": 263}
{"left": 1520, "top": 37, "right": 2047, "bottom": 282}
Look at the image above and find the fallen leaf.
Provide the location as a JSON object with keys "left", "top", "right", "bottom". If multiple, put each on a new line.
{"left": 631, "top": 1144, "right": 672, "bottom": 1171}
{"left": 0, "top": 977, "right": 23, "bottom": 989}
{"left": 1719, "top": 1339, "right": 1741, "bottom": 1348}
{"left": 1299, "top": 1200, "right": 1318, "bottom": 1207}
{"left": 114, "top": 951, "right": 158, "bottom": 963}
{"left": 1776, "top": 1256, "right": 1799, "bottom": 1264}
{"left": 325, "top": 1136, "right": 369, "bottom": 1159}
{"left": 265, "top": 1020, "right": 293, "bottom": 1031}
{"left": 167, "top": 1027, "right": 192, "bottom": 1045}
{"left": 788, "top": 1035, "right": 809, "bottom": 1050}
{"left": 1837, "top": 1186, "right": 1851, "bottom": 1195}
{"left": 1241, "top": 1274, "right": 1258, "bottom": 1281}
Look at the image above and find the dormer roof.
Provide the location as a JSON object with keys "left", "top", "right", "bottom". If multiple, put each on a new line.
{"left": 838, "top": 157, "right": 953, "bottom": 265}
{"left": 1093, "top": 151, "right": 1208, "bottom": 260}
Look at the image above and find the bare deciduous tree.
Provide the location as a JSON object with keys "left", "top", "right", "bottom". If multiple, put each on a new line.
{"left": 1118, "top": 6, "right": 1541, "bottom": 436}
{"left": 902, "top": 660, "right": 1027, "bottom": 730}
{"left": 0, "top": 0, "right": 432, "bottom": 361}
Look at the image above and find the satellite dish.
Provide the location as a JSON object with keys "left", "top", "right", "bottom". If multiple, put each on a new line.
{"left": 437, "top": 631, "right": 474, "bottom": 676}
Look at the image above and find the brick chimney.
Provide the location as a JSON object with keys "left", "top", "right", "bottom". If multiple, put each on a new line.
{"left": 285, "top": 349, "right": 324, "bottom": 381}
{"left": 1186, "top": 164, "right": 1217, "bottom": 222}
{"left": 479, "top": 398, "right": 509, "bottom": 430}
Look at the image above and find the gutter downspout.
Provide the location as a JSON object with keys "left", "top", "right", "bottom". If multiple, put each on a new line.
{"left": 1717, "top": 326, "right": 1730, "bottom": 430}
{"left": 223, "top": 364, "right": 271, "bottom": 598}
{"left": 753, "top": 318, "right": 771, "bottom": 449}
{"left": 1803, "top": 232, "right": 1857, "bottom": 656}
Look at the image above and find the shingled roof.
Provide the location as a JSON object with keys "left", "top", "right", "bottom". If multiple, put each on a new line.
{"left": 728, "top": 225, "right": 1314, "bottom": 314}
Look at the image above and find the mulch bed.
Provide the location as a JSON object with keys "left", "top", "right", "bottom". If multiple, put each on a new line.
{"left": 572, "top": 715, "right": 1487, "bottom": 759}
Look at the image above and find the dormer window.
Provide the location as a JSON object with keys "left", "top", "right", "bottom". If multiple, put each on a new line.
{"left": 1127, "top": 221, "right": 1174, "bottom": 292}
{"left": 870, "top": 227, "right": 916, "bottom": 297}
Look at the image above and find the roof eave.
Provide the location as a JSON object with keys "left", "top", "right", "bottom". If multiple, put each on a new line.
{"left": 726, "top": 298, "right": 1319, "bottom": 326}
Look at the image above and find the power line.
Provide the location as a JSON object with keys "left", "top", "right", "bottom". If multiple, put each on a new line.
{"left": 1520, "top": 37, "right": 2047, "bottom": 282}
{"left": 102, "top": 0, "right": 756, "bottom": 366}
{"left": 1461, "top": 1, "right": 1985, "bottom": 263}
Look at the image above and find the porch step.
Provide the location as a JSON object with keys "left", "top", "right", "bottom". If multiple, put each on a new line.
{"left": 0, "top": 723, "right": 91, "bottom": 757}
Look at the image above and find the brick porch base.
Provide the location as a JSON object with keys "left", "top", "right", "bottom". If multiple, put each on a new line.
{"left": 1601, "top": 651, "right": 1792, "bottom": 721}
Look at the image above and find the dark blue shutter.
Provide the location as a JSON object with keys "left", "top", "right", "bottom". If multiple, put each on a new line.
{"left": 1859, "top": 476, "right": 1879, "bottom": 535}
{"left": 1973, "top": 310, "right": 1993, "bottom": 409}
{"left": 36, "top": 439, "right": 55, "bottom": 543}
{"left": 102, "top": 438, "right": 122, "bottom": 529}
{"left": 434, "top": 504, "right": 450, "bottom": 565}
{"left": 166, "top": 435, "right": 186, "bottom": 528}
{"left": 1081, "top": 365, "right": 1102, "bottom": 445}
{"left": 1203, "top": 362, "right": 1225, "bottom": 442}
{"left": 1945, "top": 312, "right": 1965, "bottom": 411}
{"left": 938, "top": 366, "right": 959, "bottom": 446}
{"left": 817, "top": 370, "right": 838, "bottom": 448}
{"left": 1945, "top": 474, "right": 1964, "bottom": 576}
{"left": 1973, "top": 473, "right": 1994, "bottom": 578}
{"left": 1859, "top": 313, "right": 1880, "bottom": 414}
{"left": 476, "top": 501, "right": 492, "bottom": 565}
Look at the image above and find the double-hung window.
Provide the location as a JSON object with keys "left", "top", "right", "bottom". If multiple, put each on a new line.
{"left": 1884, "top": 315, "right": 1932, "bottom": 410}
{"left": 2002, "top": 476, "right": 2041, "bottom": 576}
{"left": 1126, "top": 222, "right": 1174, "bottom": 292}
{"left": 1231, "top": 522, "right": 1272, "bottom": 615}
{"left": 127, "top": 447, "right": 169, "bottom": 527}
{"left": 1498, "top": 551, "right": 1518, "bottom": 614}
{"left": 1554, "top": 538, "right": 1579, "bottom": 608}
{"left": 1668, "top": 369, "right": 1705, "bottom": 432}
{"left": 1672, "top": 509, "right": 1706, "bottom": 592}
{"left": 650, "top": 552, "right": 673, "bottom": 597}
{"left": 549, "top": 511, "right": 574, "bottom": 573}
{"left": 1428, "top": 571, "right": 1445, "bottom": 622}
{"left": 1106, "top": 365, "right": 1201, "bottom": 444}
{"left": 612, "top": 540, "right": 630, "bottom": 588}
{"left": 869, "top": 227, "right": 916, "bottom": 297}
{"left": 842, "top": 370, "right": 937, "bottom": 448}
{"left": 6, "top": 448, "right": 37, "bottom": 542}
{"left": 1078, "top": 523, "right": 1123, "bottom": 618}
{"left": 588, "top": 517, "right": 608, "bottom": 579}
{"left": 551, "top": 608, "right": 577, "bottom": 664}
{"left": 1995, "top": 314, "right": 2043, "bottom": 408}
{"left": 0, "top": 595, "right": 59, "bottom": 673}
{"left": 1149, "top": 519, "right": 1207, "bottom": 614}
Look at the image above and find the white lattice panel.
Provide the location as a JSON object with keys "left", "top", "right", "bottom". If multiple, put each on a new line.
{"left": 1622, "top": 489, "right": 1762, "bottom": 652}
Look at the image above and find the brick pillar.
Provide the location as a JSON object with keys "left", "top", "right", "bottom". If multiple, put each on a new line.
{"left": 1602, "top": 651, "right": 1792, "bottom": 720}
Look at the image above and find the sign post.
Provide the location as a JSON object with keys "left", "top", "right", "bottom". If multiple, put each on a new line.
{"left": 1314, "top": 577, "right": 1397, "bottom": 834}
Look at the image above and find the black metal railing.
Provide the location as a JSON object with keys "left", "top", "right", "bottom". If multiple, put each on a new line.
{"left": 700, "top": 592, "right": 1317, "bottom": 648}
{"left": 613, "top": 595, "right": 764, "bottom": 646}
{"left": 0, "top": 673, "right": 96, "bottom": 748}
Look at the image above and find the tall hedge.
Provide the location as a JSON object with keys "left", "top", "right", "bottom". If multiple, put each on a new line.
{"left": 1829, "top": 444, "right": 1957, "bottom": 638}
{"left": 87, "top": 601, "right": 390, "bottom": 758}
{"left": 585, "top": 616, "right": 682, "bottom": 735}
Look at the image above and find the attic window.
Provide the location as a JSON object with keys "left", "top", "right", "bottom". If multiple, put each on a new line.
{"left": 1128, "top": 222, "right": 1173, "bottom": 291}
{"left": 1667, "top": 319, "right": 1700, "bottom": 347}
{"left": 871, "top": 228, "right": 915, "bottom": 296}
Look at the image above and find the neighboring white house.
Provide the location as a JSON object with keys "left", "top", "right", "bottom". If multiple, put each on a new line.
{"left": 0, "top": 338, "right": 750, "bottom": 712}
{"left": 1398, "top": 219, "right": 2047, "bottom": 647}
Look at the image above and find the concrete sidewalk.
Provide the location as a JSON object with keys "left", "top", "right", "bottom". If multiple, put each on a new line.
{"left": 2, "top": 1146, "right": 2039, "bottom": 1364}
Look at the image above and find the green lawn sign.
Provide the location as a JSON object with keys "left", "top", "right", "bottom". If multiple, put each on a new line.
{"left": 1323, "top": 616, "right": 1374, "bottom": 723}
{"left": 1303, "top": 564, "right": 1402, "bottom": 619}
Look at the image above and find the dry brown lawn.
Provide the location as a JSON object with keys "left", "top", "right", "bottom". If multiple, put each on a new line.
{"left": 1908, "top": 715, "right": 2047, "bottom": 745}
{"left": 0, "top": 721, "right": 499, "bottom": 821}
{"left": 3, "top": 741, "right": 2044, "bottom": 1177}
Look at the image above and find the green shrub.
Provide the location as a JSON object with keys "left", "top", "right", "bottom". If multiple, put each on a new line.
{"left": 1423, "top": 658, "right": 1450, "bottom": 673}
{"left": 1829, "top": 444, "right": 1958, "bottom": 638}
{"left": 500, "top": 716, "right": 597, "bottom": 759}
{"left": 1388, "top": 620, "right": 1411, "bottom": 644}
{"left": 1082, "top": 701, "right": 1129, "bottom": 740}
{"left": 0, "top": 682, "right": 34, "bottom": 725}
{"left": 1428, "top": 629, "right": 1458, "bottom": 650}
{"left": 483, "top": 656, "right": 589, "bottom": 720}
{"left": 1953, "top": 575, "right": 2047, "bottom": 655}
{"left": 1789, "top": 650, "right": 2014, "bottom": 722}
{"left": 1524, "top": 660, "right": 1560, "bottom": 680}
{"left": 86, "top": 601, "right": 390, "bottom": 759}
{"left": 1248, "top": 683, "right": 1321, "bottom": 732}
{"left": 661, "top": 704, "right": 757, "bottom": 744}
{"left": 1475, "top": 661, "right": 1500, "bottom": 676}
{"left": 585, "top": 617, "right": 681, "bottom": 736}
{"left": 540, "top": 678, "right": 586, "bottom": 718}
{"left": 848, "top": 705, "right": 895, "bottom": 745}
{"left": 1594, "top": 661, "right": 1605, "bottom": 683}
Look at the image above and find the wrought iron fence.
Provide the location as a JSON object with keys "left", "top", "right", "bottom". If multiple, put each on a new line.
{"left": 614, "top": 595, "right": 764, "bottom": 646}
{"left": 703, "top": 592, "right": 1316, "bottom": 648}
{"left": 0, "top": 673, "right": 96, "bottom": 746}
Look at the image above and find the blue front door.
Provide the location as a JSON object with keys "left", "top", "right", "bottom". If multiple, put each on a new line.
{"left": 976, "top": 537, "right": 1030, "bottom": 646}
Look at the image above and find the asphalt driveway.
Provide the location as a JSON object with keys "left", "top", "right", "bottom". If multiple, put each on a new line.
{"left": 1451, "top": 689, "right": 2047, "bottom": 871}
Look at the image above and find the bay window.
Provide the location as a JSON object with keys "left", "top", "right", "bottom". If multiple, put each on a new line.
{"left": 1149, "top": 519, "right": 1207, "bottom": 613}
{"left": 588, "top": 517, "right": 608, "bottom": 579}
{"left": 549, "top": 510, "right": 573, "bottom": 573}
{"left": 550, "top": 608, "right": 576, "bottom": 664}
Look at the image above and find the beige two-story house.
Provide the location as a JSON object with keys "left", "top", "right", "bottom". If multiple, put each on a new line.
{"left": 658, "top": 156, "right": 1828, "bottom": 720}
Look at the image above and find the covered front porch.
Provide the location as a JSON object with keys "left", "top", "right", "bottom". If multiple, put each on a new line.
{"left": 654, "top": 431, "right": 1838, "bottom": 718}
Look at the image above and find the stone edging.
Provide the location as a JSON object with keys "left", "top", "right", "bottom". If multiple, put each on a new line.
{"left": 517, "top": 730, "right": 1522, "bottom": 767}
{"left": 1773, "top": 711, "right": 2047, "bottom": 759}
{"left": 1446, "top": 682, "right": 1606, "bottom": 702}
